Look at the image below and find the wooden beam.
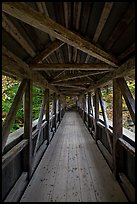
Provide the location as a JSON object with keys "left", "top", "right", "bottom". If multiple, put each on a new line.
{"left": 2, "top": 46, "right": 64, "bottom": 95}
{"left": 88, "top": 92, "right": 91, "bottom": 128}
{"left": 4, "top": 172, "right": 28, "bottom": 202}
{"left": 64, "top": 2, "right": 72, "bottom": 62}
{"left": 30, "top": 63, "right": 115, "bottom": 71}
{"left": 93, "top": 2, "right": 113, "bottom": 43}
{"left": 94, "top": 88, "right": 99, "bottom": 143}
{"left": 51, "top": 83, "right": 86, "bottom": 90}
{"left": 73, "top": 2, "right": 82, "bottom": 62}
{"left": 2, "top": 13, "right": 35, "bottom": 57}
{"left": 2, "top": 79, "right": 27, "bottom": 152}
{"left": 45, "top": 89, "right": 50, "bottom": 144}
{"left": 2, "top": 139, "right": 28, "bottom": 169}
{"left": 85, "top": 56, "right": 135, "bottom": 93}
{"left": 23, "top": 79, "right": 32, "bottom": 179}
{"left": 118, "top": 138, "right": 135, "bottom": 157}
{"left": 98, "top": 88, "right": 112, "bottom": 154}
{"left": 2, "top": 2, "right": 119, "bottom": 67}
{"left": 113, "top": 78, "right": 123, "bottom": 178}
{"left": 53, "top": 93, "right": 57, "bottom": 131}
{"left": 119, "top": 172, "right": 135, "bottom": 202}
{"left": 117, "top": 77, "right": 135, "bottom": 124}
{"left": 97, "top": 140, "right": 113, "bottom": 170}
{"left": 52, "top": 70, "right": 109, "bottom": 83}
{"left": 33, "top": 91, "right": 47, "bottom": 156}
{"left": 90, "top": 95, "right": 96, "bottom": 137}
{"left": 30, "top": 40, "right": 64, "bottom": 64}
{"left": 58, "top": 95, "right": 61, "bottom": 123}
{"left": 105, "top": 3, "right": 134, "bottom": 50}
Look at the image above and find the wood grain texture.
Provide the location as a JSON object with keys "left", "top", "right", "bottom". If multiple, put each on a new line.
{"left": 2, "top": 79, "right": 28, "bottom": 152}
{"left": 117, "top": 77, "right": 135, "bottom": 123}
{"left": 113, "top": 78, "right": 123, "bottom": 178}
{"left": 2, "top": 13, "right": 35, "bottom": 57}
{"left": 30, "top": 63, "right": 115, "bottom": 71}
{"left": 86, "top": 56, "right": 135, "bottom": 93}
{"left": 30, "top": 40, "right": 64, "bottom": 64}
{"left": 2, "top": 2, "right": 119, "bottom": 67}
{"left": 20, "top": 112, "right": 127, "bottom": 202}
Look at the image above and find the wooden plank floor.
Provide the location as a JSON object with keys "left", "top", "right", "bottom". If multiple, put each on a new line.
{"left": 20, "top": 111, "right": 128, "bottom": 202}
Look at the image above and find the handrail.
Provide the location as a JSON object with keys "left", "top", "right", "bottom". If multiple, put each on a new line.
{"left": 81, "top": 109, "right": 135, "bottom": 156}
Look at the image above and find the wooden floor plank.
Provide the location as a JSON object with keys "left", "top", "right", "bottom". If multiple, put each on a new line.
{"left": 20, "top": 111, "right": 128, "bottom": 202}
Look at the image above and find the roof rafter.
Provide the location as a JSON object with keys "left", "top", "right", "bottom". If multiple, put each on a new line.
{"left": 93, "top": 2, "right": 113, "bottom": 43}
{"left": 2, "top": 2, "right": 119, "bottom": 67}
{"left": 85, "top": 56, "right": 135, "bottom": 93}
{"left": 2, "top": 46, "right": 63, "bottom": 96}
{"left": 52, "top": 70, "right": 109, "bottom": 83}
{"left": 2, "top": 12, "right": 35, "bottom": 57}
{"left": 30, "top": 40, "right": 64, "bottom": 64}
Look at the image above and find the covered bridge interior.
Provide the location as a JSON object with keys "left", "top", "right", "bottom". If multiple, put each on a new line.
{"left": 2, "top": 2, "right": 135, "bottom": 202}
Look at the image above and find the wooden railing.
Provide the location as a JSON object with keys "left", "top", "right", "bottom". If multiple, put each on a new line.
{"left": 2, "top": 108, "right": 65, "bottom": 202}
{"left": 78, "top": 106, "right": 135, "bottom": 202}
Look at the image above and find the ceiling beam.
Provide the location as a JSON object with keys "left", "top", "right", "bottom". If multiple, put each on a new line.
{"left": 30, "top": 63, "right": 115, "bottom": 71}
{"left": 93, "top": 2, "right": 113, "bottom": 43}
{"left": 30, "top": 40, "right": 64, "bottom": 64}
{"left": 52, "top": 70, "right": 109, "bottom": 83}
{"left": 2, "top": 2, "right": 119, "bottom": 67}
{"left": 2, "top": 13, "right": 35, "bottom": 57}
{"left": 85, "top": 56, "right": 135, "bottom": 93}
{"left": 51, "top": 83, "right": 86, "bottom": 90}
{"left": 2, "top": 46, "right": 63, "bottom": 96}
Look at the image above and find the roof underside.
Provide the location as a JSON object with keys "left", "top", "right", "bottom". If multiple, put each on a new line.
{"left": 2, "top": 2, "right": 135, "bottom": 96}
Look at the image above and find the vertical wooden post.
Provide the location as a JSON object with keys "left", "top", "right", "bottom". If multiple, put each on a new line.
{"left": 90, "top": 95, "right": 96, "bottom": 138}
{"left": 45, "top": 89, "right": 50, "bottom": 145}
{"left": 23, "top": 79, "right": 32, "bottom": 179}
{"left": 113, "top": 78, "right": 123, "bottom": 178}
{"left": 58, "top": 95, "right": 61, "bottom": 123}
{"left": 82, "top": 95, "right": 84, "bottom": 121}
{"left": 94, "top": 88, "right": 99, "bottom": 143}
{"left": 88, "top": 92, "right": 91, "bottom": 129}
{"left": 53, "top": 93, "right": 56, "bottom": 131}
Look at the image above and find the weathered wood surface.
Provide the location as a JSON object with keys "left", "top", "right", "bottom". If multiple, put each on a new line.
{"left": 33, "top": 91, "right": 47, "bottom": 156}
{"left": 94, "top": 89, "right": 99, "bottom": 143}
{"left": 97, "top": 140, "right": 113, "bottom": 169}
{"left": 118, "top": 138, "right": 135, "bottom": 156}
{"left": 2, "top": 13, "right": 35, "bottom": 57}
{"left": 20, "top": 112, "right": 127, "bottom": 202}
{"left": 2, "top": 139, "right": 28, "bottom": 170}
{"left": 30, "top": 63, "right": 115, "bottom": 71}
{"left": 2, "top": 2, "right": 119, "bottom": 67}
{"left": 86, "top": 56, "right": 135, "bottom": 93}
{"left": 4, "top": 172, "right": 28, "bottom": 202}
{"left": 52, "top": 71, "right": 108, "bottom": 83}
{"left": 2, "top": 46, "right": 63, "bottom": 96}
{"left": 119, "top": 172, "right": 135, "bottom": 202}
{"left": 98, "top": 88, "right": 112, "bottom": 153}
{"left": 93, "top": 2, "right": 113, "bottom": 43}
{"left": 117, "top": 77, "right": 135, "bottom": 123}
{"left": 23, "top": 80, "right": 33, "bottom": 178}
{"left": 31, "top": 40, "right": 64, "bottom": 64}
{"left": 113, "top": 78, "right": 123, "bottom": 178}
{"left": 2, "top": 79, "right": 28, "bottom": 152}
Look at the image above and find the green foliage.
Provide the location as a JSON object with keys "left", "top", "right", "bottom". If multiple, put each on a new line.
{"left": 2, "top": 75, "right": 135, "bottom": 133}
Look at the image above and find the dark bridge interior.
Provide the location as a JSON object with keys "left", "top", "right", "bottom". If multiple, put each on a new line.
{"left": 2, "top": 2, "right": 135, "bottom": 202}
